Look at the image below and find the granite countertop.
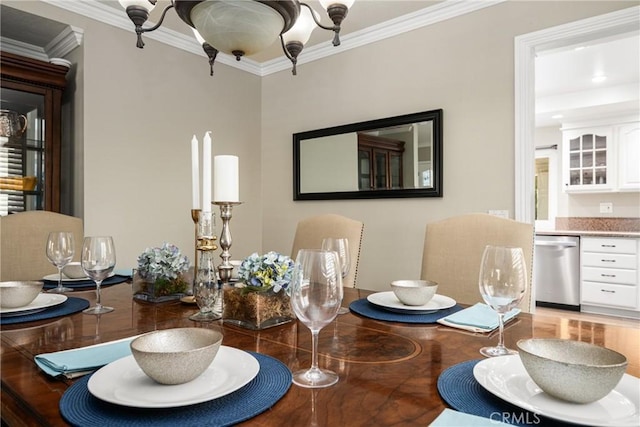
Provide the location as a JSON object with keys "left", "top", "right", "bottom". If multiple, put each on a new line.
{"left": 537, "top": 217, "right": 640, "bottom": 239}
{"left": 536, "top": 230, "right": 640, "bottom": 238}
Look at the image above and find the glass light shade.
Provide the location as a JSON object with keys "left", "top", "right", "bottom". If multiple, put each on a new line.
{"left": 118, "top": 0, "right": 155, "bottom": 12}
{"left": 191, "top": 1, "right": 285, "bottom": 56}
{"left": 282, "top": 7, "right": 318, "bottom": 45}
{"left": 319, "top": 0, "right": 355, "bottom": 10}
{"left": 192, "top": 28, "right": 206, "bottom": 46}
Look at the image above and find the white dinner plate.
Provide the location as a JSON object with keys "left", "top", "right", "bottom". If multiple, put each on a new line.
{"left": 43, "top": 272, "right": 115, "bottom": 282}
{"left": 367, "top": 291, "right": 456, "bottom": 314}
{"left": 88, "top": 346, "right": 260, "bottom": 408}
{"left": 473, "top": 355, "right": 640, "bottom": 427}
{"left": 0, "top": 293, "right": 67, "bottom": 316}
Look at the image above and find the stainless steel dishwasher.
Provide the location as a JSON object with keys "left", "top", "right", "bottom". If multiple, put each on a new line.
{"left": 534, "top": 234, "right": 581, "bottom": 310}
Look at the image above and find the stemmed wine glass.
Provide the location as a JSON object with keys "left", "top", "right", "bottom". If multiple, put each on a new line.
{"left": 321, "top": 238, "right": 350, "bottom": 315}
{"left": 45, "top": 231, "right": 75, "bottom": 293}
{"left": 290, "top": 249, "right": 343, "bottom": 388}
{"left": 81, "top": 236, "right": 116, "bottom": 315}
{"left": 478, "top": 245, "right": 528, "bottom": 357}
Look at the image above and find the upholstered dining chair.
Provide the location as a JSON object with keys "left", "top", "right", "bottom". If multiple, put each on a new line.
{"left": 0, "top": 211, "right": 84, "bottom": 281}
{"left": 290, "top": 214, "right": 365, "bottom": 288}
{"left": 420, "top": 213, "right": 535, "bottom": 312}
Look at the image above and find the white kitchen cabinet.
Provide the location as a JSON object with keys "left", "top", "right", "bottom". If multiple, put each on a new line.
{"left": 617, "top": 122, "right": 640, "bottom": 191}
{"left": 562, "top": 120, "right": 639, "bottom": 193}
{"left": 581, "top": 237, "right": 640, "bottom": 318}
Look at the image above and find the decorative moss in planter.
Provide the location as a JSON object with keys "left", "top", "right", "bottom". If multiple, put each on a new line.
{"left": 133, "top": 243, "right": 190, "bottom": 303}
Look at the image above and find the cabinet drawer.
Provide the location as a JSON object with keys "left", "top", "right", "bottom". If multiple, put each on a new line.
{"left": 582, "top": 281, "right": 638, "bottom": 309}
{"left": 582, "top": 266, "right": 637, "bottom": 285}
{"left": 582, "top": 238, "right": 637, "bottom": 254}
{"left": 582, "top": 252, "right": 638, "bottom": 269}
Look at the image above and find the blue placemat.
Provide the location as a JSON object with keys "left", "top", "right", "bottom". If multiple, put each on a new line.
{"left": 349, "top": 298, "right": 464, "bottom": 323}
{"left": 60, "top": 351, "right": 292, "bottom": 427}
{"left": 0, "top": 297, "right": 89, "bottom": 325}
{"left": 437, "top": 360, "right": 572, "bottom": 427}
{"left": 43, "top": 275, "right": 130, "bottom": 290}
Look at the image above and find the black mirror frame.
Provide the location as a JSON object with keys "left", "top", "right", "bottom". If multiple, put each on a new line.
{"left": 293, "top": 109, "right": 443, "bottom": 200}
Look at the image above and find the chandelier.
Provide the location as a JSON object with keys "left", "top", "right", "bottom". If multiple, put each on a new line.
{"left": 119, "top": 0, "right": 355, "bottom": 76}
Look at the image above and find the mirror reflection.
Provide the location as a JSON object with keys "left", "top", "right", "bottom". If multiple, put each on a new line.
{"left": 294, "top": 109, "right": 443, "bottom": 200}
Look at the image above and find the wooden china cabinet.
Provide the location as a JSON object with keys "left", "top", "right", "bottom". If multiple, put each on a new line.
{"left": 0, "top": 51, "right": 68, "bottom": 214}
{"left": 357, "top": 133, "right": 405, "bottom": 190}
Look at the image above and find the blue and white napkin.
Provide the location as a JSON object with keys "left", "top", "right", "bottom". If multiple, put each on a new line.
{"left": 437, "top": 303, "right": 520, "bottom": 333}
{"left": 35, "top": 336, "right": 136, "bottom": 378}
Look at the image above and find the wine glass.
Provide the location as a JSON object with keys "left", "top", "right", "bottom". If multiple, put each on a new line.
{"left": 478, "top": 245, "right": 528, "bottom": 357}
{"left": 45, "top": 231, "right": 75, "bottom": 293}
{"left": 81, "top": 236, "right": 116, "bottom": 315}
{"left": 290, "top": 249, "right": 343, "bottom": 388}
{"left": 321, "top": 238, "right": 350, "bottom": 315}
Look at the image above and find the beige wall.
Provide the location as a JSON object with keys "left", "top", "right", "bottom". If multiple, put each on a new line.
{"left": 260, "top": 1, "right": 635, "bottom": 291}
{"left": 5, "top": 1, "right": 635, "bottom": 286}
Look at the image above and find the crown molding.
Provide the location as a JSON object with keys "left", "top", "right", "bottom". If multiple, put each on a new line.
{"left": 42, "top": 0, "right": 506, "bottom": 77}
{"left": 0, "top": 37, "right": 49, "bottom": 62}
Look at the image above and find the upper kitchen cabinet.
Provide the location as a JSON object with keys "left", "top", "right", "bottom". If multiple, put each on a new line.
{"left": 0, "top": 51, "right": 68, "bottom": 214}
{"left": 562, "top": 119, "right": 640, "bottom": 193}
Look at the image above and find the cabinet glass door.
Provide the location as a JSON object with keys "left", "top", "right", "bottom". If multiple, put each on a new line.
{"left": 0, "top": 88, "right": 46, "bottom": 214}
{"left": 567, "top": 133, "right": 608, "bottom": 188}
{"left": 374, "top": 151, "right": 387, "bottom": 189}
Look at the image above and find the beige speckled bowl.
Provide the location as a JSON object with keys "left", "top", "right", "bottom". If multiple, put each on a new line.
{"left": 62, "top": 262, "right": 86, "bottom": 279}
{"left": 0, "top": 281, "right": 43, "bottom": 308}
{"left": 517, "top": 338, "right": 627, "bottom": 403}
{"left": 131, "top": 328, "right": 223, "bottom": 385}
{"left": 391, "top": 280, "right": 438, "bottom": 306}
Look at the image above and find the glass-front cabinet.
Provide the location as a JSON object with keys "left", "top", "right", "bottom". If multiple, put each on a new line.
{"left": 0, "top": 51, "right": 68, "bottom": 215}
{"left": 562, "top": 126, "right": 612, "bottom": 192}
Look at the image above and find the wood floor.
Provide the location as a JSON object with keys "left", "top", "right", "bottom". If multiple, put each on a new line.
{"left": 535, "top": 306, "right": 640, "bottom": 329}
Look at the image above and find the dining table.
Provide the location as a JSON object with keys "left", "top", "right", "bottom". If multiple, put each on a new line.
{"left": 1, "top": 282, "right": 638, "bottom": 426}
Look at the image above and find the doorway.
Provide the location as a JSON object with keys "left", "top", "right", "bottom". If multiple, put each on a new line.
{"left": 514, "top": 6, "right": 639, "bottom": 224}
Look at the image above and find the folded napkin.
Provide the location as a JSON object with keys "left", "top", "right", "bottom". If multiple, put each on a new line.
{"left": 430, "top": 408, "right": 511, "bottom": 426}
{"left": 437, "top": 303, "right": 520, "bottom": 333}
{"left": 35, "top": 336, "right": 136, "bottom": 378}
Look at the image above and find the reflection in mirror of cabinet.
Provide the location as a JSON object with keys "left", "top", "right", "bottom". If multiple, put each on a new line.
{"left": 562, "top": 120, "right": 640, "bottom": 193}
{"left": 357, "top": 133, "right": 404, "bottom": 190}
{"left": 0, "top": 51, "right": 68, "bottom": 214}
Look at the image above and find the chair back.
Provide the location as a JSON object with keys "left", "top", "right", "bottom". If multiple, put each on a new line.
{"left": 291, "top": 214, "right": 364, "bottom": 288}
{"left": 420, "top": 213, "right": 534, "bottom": 312}
{"left": 0, "top": 211, "right": 84, "bottom": 281}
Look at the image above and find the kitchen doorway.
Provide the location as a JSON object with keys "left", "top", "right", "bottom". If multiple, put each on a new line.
{"left": 535, "top": 147, "right": 558, "bottom": 231}
{"left": 514, "top": 6, "right": 639, "bottom": 224}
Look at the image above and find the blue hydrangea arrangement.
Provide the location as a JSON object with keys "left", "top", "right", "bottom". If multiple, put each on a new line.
{"left": 137, "top": 242, "right": 190, "bottom": 281}
{"left": 237, "top": 251, "right": 294, "bottom": 295}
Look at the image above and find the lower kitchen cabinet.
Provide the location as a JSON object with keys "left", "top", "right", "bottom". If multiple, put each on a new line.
{"left": 581, "top": 237, "right": 640, "bottom": 318}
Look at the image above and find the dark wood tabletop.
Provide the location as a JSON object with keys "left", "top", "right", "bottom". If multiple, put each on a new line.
{"left": 1, "top": 283, "right": 638, "bottom": 426}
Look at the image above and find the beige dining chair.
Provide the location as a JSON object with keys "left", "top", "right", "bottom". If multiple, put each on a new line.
{"left": 290, "top": 214, "right": 364, "bottom": 288}
{"left": 0, "top": 211, "right": 84, "bottom": 281}
{"left": 420, "top": 213, "right": 534, "bottom": 312}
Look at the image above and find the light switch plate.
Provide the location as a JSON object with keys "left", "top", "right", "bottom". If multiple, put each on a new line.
{"left": 488, "top": 209, "right": 509, "bottom": 218}
{"left": 600, "top": 202, "right": 613, "bottom": 213}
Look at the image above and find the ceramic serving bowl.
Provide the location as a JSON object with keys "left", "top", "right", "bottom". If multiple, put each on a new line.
{"left": 0, "top": 281, "right": 44, "bottom": 308}
{"left": 62, "top": 262, "right": 86, "bottom": 279}
{"left": 517, "top": 338, "right": 627, "bottom": 403}
{"left": 130, "top": 328, "right": 223, "bottom": 385}
{"left": 391, "top": 280, "right": 438, "bottom": 306}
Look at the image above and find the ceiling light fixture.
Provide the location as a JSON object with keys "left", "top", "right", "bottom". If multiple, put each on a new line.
{"left": 119, "top": 0, "right": 355, "bottom": 76}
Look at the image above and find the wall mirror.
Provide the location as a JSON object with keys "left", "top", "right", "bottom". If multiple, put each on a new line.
{"left": 293, "top": 109, "right": 443, "bottom": 200}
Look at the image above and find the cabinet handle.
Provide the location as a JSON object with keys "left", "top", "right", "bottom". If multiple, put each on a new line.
{"left": 601, "top": 289, "right": 615, "bottom": 293}
{"left": 601, "top": 244, "right": 616, "bottom": 248}
{"left": 601, "top": 274, "right": 616, "bottom": 278}
{"left": 601, "top": 259, "right": 616, "bottom": 263}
